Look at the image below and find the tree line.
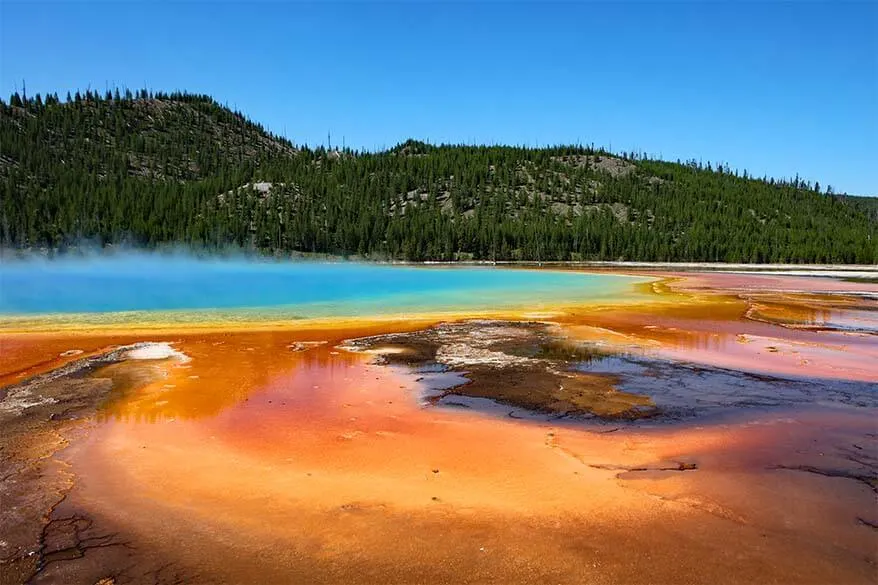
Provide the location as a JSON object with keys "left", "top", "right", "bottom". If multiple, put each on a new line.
{"left": 1, "top": 90, "right": 875, "bottom": 263}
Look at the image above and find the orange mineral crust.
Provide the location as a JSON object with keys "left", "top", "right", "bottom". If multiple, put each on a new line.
{"left": 3, "top": 269, "right": 876, "bottom": 584}
{"left": 556, "top": 273, "right": 878, "bottom": 382}
{"left": 664, "top": 270, "right": 878, "bottom": 295}
{"left": 54, "top": 340, "right": 876, "bottom": 584}
{"left": 0, "top": 332, "right": 146, "bottom": 387}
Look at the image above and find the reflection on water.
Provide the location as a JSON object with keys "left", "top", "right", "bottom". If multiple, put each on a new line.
{"left": 559, "top": 291, "right": 878, "bottom": 383}
{"left": 747, "top": 293, "right": 878, "bottom": 333}
{"left": 96, "top": 336, "right": 367, "bottom": 423}
{"left": 80, "top": 287, "right": 878, "bottom": 425}
{"left": 3, "top": 270, "right": 874, "bottom": 430}
{"left": 574, "top": 352, "right": 878, "bottom": 420}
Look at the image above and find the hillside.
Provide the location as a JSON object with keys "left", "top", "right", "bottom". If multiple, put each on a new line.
{"left": 839, "top": 194, "right": 878, "bottom": 222}
{"left": 1, "top": 90, "right": 876, "bottom": 263}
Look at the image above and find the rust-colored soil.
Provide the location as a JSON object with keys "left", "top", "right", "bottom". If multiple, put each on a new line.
{"left": 1, "top": 271, "right": 876, "bottom": 584}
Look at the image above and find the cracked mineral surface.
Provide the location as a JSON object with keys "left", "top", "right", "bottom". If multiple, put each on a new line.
{"left": 1, "top": 271, "right": 876, "bottom": 584}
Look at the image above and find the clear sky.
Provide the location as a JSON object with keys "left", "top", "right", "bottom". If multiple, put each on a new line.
{"left": 2, "top": 1, "right": 876, "bottom": 195}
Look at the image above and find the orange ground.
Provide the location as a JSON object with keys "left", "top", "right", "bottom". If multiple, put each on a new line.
{"left": 4, "top": 271, "right": 877, "bottom": 584}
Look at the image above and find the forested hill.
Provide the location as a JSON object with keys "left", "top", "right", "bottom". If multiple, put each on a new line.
{"left": 2, "top": 90, "right": 876, "bottom": 263}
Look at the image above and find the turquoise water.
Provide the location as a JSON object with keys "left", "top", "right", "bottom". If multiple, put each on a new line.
{"left": 0, "top": 256, "right": 649, "bottom": 320}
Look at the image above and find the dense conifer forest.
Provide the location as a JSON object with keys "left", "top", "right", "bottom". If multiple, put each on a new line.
{"left": 1, "top": 90, "right": 875, "bottom": 263}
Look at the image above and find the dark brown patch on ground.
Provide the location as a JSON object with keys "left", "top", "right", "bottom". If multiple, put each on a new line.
{"left": 341, "top": 320, "right": 658, "bottom": 419}
{"left": 453, "top": 367, "right": 657, "bottom": 419}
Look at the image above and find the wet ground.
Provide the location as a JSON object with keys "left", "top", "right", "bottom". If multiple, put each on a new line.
{"left": 341, "top": 319, "right": 878, "bottom": 425}
{"left": 0, "top": 270, "right": 876, "bottom": 584}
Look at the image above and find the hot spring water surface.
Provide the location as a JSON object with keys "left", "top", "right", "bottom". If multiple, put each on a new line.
{"left": 0, "top": 256, "right": 649, "bottom": 320}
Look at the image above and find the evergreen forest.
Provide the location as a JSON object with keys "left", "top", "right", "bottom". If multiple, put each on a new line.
{"left": 2, "top": 90, "right": 875, "bottom": 263}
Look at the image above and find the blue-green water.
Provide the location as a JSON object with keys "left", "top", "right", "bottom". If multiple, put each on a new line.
{"left": 0, "top": 256, "right": 649, "bottom": 321}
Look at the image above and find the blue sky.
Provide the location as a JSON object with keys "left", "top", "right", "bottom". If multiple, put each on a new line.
{"left": 2, "top": 1, "right": 876, "bottom": 195}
